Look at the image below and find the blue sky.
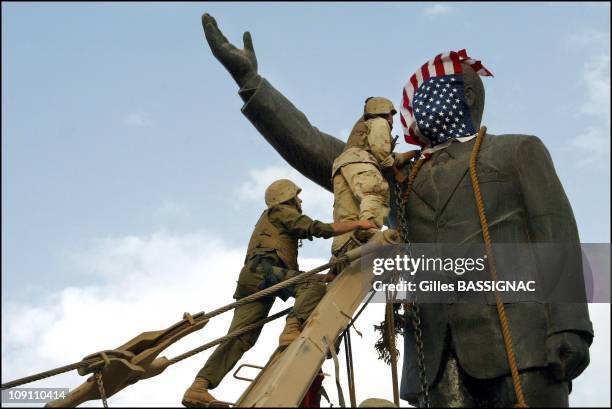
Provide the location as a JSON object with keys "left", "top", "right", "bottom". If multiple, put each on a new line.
{"left": 2, "top": 2, "right": 610, "bottom": 407}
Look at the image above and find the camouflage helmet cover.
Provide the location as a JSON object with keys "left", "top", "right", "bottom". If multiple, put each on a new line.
{"left": 364, "top": 97, "right": 397, "bottom": 116}
{"left": 265, "top": 179, "right": 302, "bottom": 207}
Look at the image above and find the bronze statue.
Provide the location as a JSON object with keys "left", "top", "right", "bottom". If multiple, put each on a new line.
{"left": 200, "top": 13, "right": 593, "bottom": 407}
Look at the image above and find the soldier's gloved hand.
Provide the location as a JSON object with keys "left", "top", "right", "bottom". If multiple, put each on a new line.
{"left": 393, "top": 150, "right": 420, "bottom": 169}
{"left": 545, "top": 331, "right": 591, "bottom": 381}
{"left": 201, "top": 13, "right": 258, "bottom": 87}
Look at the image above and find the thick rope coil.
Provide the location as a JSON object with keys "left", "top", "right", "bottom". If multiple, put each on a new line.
{"left": 469, "top": 127, "right": 528, "bottom": 408}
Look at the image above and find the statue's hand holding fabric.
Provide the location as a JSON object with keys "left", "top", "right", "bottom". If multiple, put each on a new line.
{"left": 202, "top": 13, "right": 258, "bottom": 87}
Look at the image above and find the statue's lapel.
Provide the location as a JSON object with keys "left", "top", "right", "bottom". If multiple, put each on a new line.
{"left": 431, "top": 139, "right": 475, "bottom": 216}
{"left": 410, "top": 160, "right": 436, "bottom": 211}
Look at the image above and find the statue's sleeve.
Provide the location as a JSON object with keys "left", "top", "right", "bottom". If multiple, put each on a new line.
{"left": 238, "top": 75, "right": 345, "bottom": 192}
{"left": 514, "top": 135, "right": 594, "bottom": 340}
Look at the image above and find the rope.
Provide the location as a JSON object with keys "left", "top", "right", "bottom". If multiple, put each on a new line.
{"left": 385, "top": 303, "right": 400, "bottom": 406}
{"left": 343, "top": 330, "right": 357, "bottom": 407}
{"left": 401, "top": 154, "right": 428, "bottom": 204}
{"left": 1, "top": 360, "right": 95, "bottom": 390}
{"left": 1, "top": 257, "right": 343, "bottom": 391}
{"left": 469, "top": 127, "right": 527, "bottom": 408}
{"left": 167, "top": 308, "right": 291, "bottom": 365}
{"left": 325, "top": 335, "right": 346, "bottom": 408}
{"left": 195, "top": 258, "right": 343, "bottom": 323}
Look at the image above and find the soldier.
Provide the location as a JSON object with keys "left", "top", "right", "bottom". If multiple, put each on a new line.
{"left": 200, "top": 14, "right": 593, "bottom": 408}
{"left": 331, "top": 97, "right": 395, "bottom": 258}
{"left": 182, "top": 179, "right": 376, "bottom": 407}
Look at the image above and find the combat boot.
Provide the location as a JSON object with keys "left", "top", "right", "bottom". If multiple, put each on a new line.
{"left": 182, "top": 377, "right": 226, "bottom": 408}
{"left": 278, "top": 317, "right": 301, "bottom": 347}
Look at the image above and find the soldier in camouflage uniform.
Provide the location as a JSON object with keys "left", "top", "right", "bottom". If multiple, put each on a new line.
{"left": 331, "top": 98, "right": 413, "bottom": 272}
{"left": 182, "top": 179, "right": 375, "bottom": 407}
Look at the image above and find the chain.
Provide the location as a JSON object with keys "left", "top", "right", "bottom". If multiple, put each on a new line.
{"left": 94, "top": 371, "right": 109, "bottom": 408}
{"left": 393, "top": 162, "right": 430, "bottom": 408}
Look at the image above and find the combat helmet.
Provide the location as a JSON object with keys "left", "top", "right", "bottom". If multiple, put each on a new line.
{"left": 265, "top": 179, "right": 302, "bottom": 208}
{"left": 364, "top": 97, "right": 397, "bottom": 117}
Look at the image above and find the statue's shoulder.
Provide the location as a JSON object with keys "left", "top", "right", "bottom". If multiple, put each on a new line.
{"left": 484, "top": 133, "right": 546, "bottom": 151}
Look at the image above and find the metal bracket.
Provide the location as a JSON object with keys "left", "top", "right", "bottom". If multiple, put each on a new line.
{"left": 232, "top": 363, "right": 264, "bottom": 383}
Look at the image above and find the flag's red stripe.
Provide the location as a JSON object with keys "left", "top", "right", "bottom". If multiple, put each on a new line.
{"left": 433, "top": 54, "right": 445, "bottom": 76}
{"left": 470, "top": 60, "right": 484, "bottom": 73}
{"left": 402, "top": 88, "right": 410, "bottom": 108}
{"left": 402, "top": 89, "right": 413, "bottom": 115}
{"left": 410, "top": 74, "right": 418, "bottom": 92}
{"left": 449, "top": 51, "right": 462, "bottom": 74}
{"left": 420, "top": 63, "right": 430, "bottom": 81}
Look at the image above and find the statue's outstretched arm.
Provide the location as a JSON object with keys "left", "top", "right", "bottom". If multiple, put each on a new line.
{"left": 202, "top": 13, "right": 344, "bottom": 192}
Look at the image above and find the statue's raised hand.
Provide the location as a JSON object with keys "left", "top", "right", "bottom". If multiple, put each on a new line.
{"left": 201, "top": 13, "right": 258, "bottom": 87}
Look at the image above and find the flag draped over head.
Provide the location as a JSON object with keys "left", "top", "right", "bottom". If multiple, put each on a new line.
{"left": 400, "top": 49, "right": 493, "bottom": 148}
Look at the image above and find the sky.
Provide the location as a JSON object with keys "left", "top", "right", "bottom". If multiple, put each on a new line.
{"left": 2, "top": 2, "right": 610, "bottom": 407}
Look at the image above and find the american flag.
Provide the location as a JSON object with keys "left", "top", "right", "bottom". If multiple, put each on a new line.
{"left": 400, "top": 49, "right": 493, "bottom": 147}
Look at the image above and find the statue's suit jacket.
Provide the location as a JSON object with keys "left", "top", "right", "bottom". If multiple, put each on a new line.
{"left": 237, "top": 76, "right": 593, "bottom": 398}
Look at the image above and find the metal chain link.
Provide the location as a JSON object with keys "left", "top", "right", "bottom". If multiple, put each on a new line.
{"left": 393, "top": 162, "right": 430, "bottom": 408}
{"left": 94, "top": 371, "right": 109, "bottom": 408}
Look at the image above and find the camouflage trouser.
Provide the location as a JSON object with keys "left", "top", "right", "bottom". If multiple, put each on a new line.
{"left": 331, "top": 162, "right": 389, "bottom": 254}
{"left": 197, "top": 253, "right": 326, "bottom": 388}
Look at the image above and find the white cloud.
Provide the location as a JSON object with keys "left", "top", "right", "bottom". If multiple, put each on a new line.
{"left": 123, "top": 112, "right": 153, "bottom": 127}
{"left": 566, "top": 29, "right": 611, "bottom": 170}
{"left": 235, "top": 165, "right": 334, "bottom": 222}
{"left": 570, "top": 126, "right": 610, "bottom": 169}
{"left": 570, "top": 304, "right": 611, "bottom": 407}
{"left": 2, "top": 230, "right": 609, "bottom": 407}
{"left": 423, "top": 4, "right": 453, "bottom": 15}
{"left": 1, "top": 230, "right": 401, "bottom": 407}
{"left": 579, "top": 54, "right": 610, "bottom": 118}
